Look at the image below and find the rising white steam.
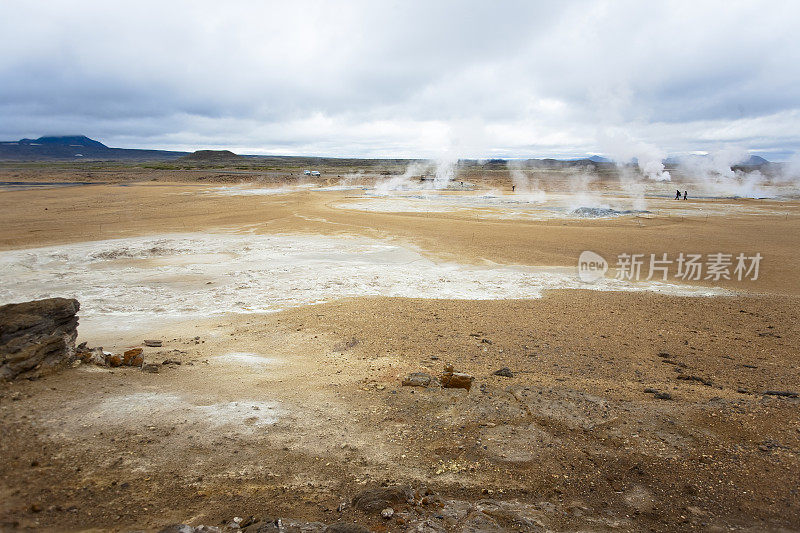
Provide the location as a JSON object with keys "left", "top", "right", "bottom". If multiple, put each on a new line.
{"left": 374, "top": 161, "right": 432, "bottom": 194}
{"left": 676, "top": 147, "right": 772, "bottom": 198}
{"left": 375, "top": 157, "right": 464, "bottom": 193}
{"left": 600, "top": 129, "right": 671, "bottom": 182}
{"left": 506, "top": 160, "right": 546, "bottom": 202}
{"left": 433, "top": 157, "right": 458, "bottom": 189}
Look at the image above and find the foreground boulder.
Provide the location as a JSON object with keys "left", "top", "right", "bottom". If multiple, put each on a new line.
{"left": 0, "top": 298, "right": 80, "bottom": 381}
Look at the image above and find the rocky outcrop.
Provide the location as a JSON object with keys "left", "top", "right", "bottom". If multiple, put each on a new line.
{"left": 0, "top": 298, "right": 80, "bottom": 381}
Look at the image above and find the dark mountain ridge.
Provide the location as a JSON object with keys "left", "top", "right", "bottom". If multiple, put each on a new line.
{"left": 0, "top": 135, "right": 187, "bottom": 161}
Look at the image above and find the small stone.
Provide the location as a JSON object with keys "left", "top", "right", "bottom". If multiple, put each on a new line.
{"left": 380, "top": 507, "right": 394, "bottom": 519}
{"left": 440, "top": 368, "right": 474, "bottom": 391}
{"left": 654, "top": 391, "right": 672, "bottom": 400}
{"left": 143, "top": 339, "right": 163, "bottom": 347}
{"left": 88, "top": 348, "right": 107, "bottom": 366}
{"left": 402, "top": 372, "right": 437, "bottom": 387}
{"left": 676, "top": 374, "right": 713, "bottom": 386}
{"left": 123, "top": 348, "right": 144, "bottom": 366}
{"left": 493, "top": 367, "right": 513, "bottom": 378}
{"left": 107, "top": 355, "right": 122, "bottom": 367}
{"left": 686, "top": 505, "right": 708, "bottom": 517}
{"left": 158, "top": 526, "right": 206, "bottom": 533}
{"left": 142, "top": 363, "right": 160, "bottom": 373}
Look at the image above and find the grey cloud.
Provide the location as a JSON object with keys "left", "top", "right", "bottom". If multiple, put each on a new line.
{"left": 1, "top": 0, "right": 798, "bottom": 159}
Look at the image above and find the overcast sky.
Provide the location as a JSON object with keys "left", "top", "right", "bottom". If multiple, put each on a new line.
{"left": 1, "top": 1, "right": 798, "bottom": 159}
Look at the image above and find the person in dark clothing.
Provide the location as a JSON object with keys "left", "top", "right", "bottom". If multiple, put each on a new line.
{"left": 675, "top": 189, "right": 681, "bottom": 199}
{"left": 683, "top": 191, "right": 687, "bottom": 200}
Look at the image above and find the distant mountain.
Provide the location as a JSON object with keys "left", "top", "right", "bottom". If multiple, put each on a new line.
{"left": 665, "top": 154, "right": 771, "bottom": 169}
{"left": 737, "top": 155, "right": 769, "bottom": 166}
{"left": 18, "top": 135, "right": 108, "bottom": 149}
{"left": 0, "top": 135, "right": 188, "bottom": 161}
{"left": 587, "top": 155, "right": 610, "bottom": 163}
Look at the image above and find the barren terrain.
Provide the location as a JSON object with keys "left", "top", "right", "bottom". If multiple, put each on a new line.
{"left": 1, "top": 164, "right": 799, "bottom": 532}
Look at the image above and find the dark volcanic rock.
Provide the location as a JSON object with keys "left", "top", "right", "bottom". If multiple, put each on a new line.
{"left": 763, "top": 390, "right": 799, "bottom": 398}
{"left": 0, "top": 298, "right": 80, "bottom": 380}
{"left": 324, "top": 523, "right": 370, "bottom": 533}
{"left": 352, "top": 485, "right": 413, "bottom": 513}
{"left": 158, "top": 526, "right": 221, "bottom": 533}
{"left": 493, "top": 367, "right": 514, "bottom": 378}
{"left": 255, "top": 518, "right": 327, "bottom": 532}
{"left": 676, "top": 374, "right": 713, "bottom": 386}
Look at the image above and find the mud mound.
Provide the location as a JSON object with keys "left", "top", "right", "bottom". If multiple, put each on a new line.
{"left": 570, "top": 206, "right": 646, "bottom": 218}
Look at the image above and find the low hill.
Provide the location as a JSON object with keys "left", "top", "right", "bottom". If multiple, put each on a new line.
{"left": 177, "top": 150, "right": 247, "bottom": 163}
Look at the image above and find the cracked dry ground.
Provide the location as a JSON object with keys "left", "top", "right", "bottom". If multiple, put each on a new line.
{"left": 1, "top": 291, "right": 799, "bottom": 531}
